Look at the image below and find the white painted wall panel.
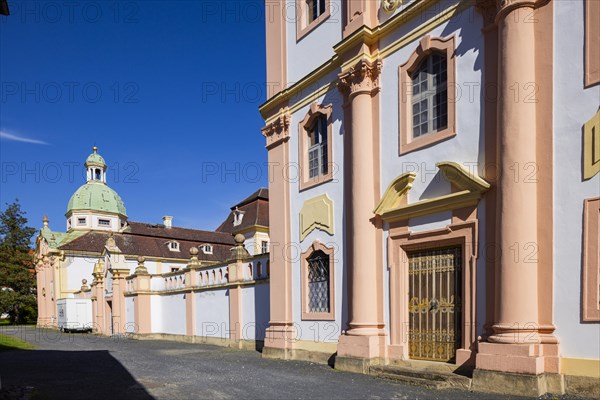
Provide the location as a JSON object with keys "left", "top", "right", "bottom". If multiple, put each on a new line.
{"left": 196, "top": 289, "right": 230, "bottom": 339}
{"left": 553, "top": 0, "right": 600, "bottom": 359}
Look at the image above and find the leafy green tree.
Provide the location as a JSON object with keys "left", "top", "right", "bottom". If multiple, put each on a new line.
{"left": 0, "top": 200, "right": 37, "bottom": 324}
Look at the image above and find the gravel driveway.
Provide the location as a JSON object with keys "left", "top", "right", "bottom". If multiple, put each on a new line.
{"left": 0, "top": 326, "right": 581, "bottom": 400}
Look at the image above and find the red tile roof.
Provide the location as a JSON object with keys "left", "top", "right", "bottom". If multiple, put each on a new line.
{"left": 216, "top": 188, "right": 269, "bottom": 233}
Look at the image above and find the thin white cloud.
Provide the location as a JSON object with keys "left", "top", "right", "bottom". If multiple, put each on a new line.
{"left": 0, "top": 131, "right": 48, "bottom": 145}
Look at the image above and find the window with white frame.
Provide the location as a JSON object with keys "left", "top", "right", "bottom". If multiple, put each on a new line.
{"left": 98, "top": 219, "right": 111, "bottom": 227}
{"left": 77, "top": 217, "right": 86, "bottom": 225}
{"left": 261, "top": 240, "right": 269, "bottom": 254}
{"left": 307, "top": 0, "right": 326, "bottom": 23}
{"left": 201, "top": 244, "right": 213, "bottom": 254}
{"left": 168, "top": 241, "right": 180, "bottom": 251}
{"left": 411, "top": 52, "right": 448, "bottom": 139}
{"left": 308, "top": 114, "right": 328, "bottom": 179}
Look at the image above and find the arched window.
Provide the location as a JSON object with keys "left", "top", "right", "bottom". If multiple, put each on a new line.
{"left": 257, "top": 261, "right": 262, "bottom": 278}
{"left": 411, "top": 52, "right": 448, "bottom": 138}
{"left": 399, "top": 35, "right": 456, "bottom": 155}
{"left": 247, "top": 263, "right": 253, "bottom": 280}
{"left": 308, "top": 114, "right": 328, "bottom": 179}
{"left": 266, "top": 261, "right": 270, "bottom": 277}
{"left": 299, "top": 103, "right": 333, "bottom": 190}
{"left": 307, "top": 250, "right": 330, "bottom": 313}
{"left": 301, "top": 242, "right": 335, "bottom": 320}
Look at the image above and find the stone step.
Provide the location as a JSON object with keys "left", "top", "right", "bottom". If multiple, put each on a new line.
{"left": 370, "top": 365, "right": 472, "bottom": 390}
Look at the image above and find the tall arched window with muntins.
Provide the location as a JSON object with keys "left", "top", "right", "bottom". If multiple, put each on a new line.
{"left": 308, "top": 114, "right": 328, "bottom": 179}
{"left": 399, "top": 35, "right": 456, "bottom": 155}
{"left": 299, "top": 103, "right": 333, "bottom": 191}
{"left": 411, "top": 52, "right": 448, "bottom": 138}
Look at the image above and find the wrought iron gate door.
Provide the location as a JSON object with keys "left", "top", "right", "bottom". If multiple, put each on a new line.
{"left": 408, "top": 247, "right": 461, "bottom": 362}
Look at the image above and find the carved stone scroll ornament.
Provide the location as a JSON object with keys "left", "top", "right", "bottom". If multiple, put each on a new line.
{"left": 338, "top": 59, "right": 383, "bottom": 100}
{"left": 382, "top": 0, "right": 403, "bottom": 14}
{"left": 261, "top": 108, "right": 291, "bottom": 149}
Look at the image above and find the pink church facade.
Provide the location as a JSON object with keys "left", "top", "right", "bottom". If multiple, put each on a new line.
{"left": 259, "top": 0, "right": 599, "bottom": 396}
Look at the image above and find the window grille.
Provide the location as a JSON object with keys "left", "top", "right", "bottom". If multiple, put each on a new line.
{"left": 307, "top": 250, "right": 330, "bottom": 313}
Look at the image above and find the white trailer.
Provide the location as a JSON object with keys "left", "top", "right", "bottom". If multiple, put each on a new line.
{"left": 56, "top": 298, "right": 93, "bottom": 332}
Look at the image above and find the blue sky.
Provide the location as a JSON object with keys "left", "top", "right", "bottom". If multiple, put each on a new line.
{"left": 0, "top": 1, "right": 268, "bottom": 233}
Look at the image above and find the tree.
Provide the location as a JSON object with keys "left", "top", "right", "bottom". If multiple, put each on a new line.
{"left": 0, "top": 200, "right": 37, "bottom": 324}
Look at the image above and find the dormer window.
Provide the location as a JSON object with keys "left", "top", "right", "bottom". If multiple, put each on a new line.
{"left": 201, "top": 244, "right": 213, "bottom": 255}
{"left": 77, "top": 218, "right": 86, "bottom": 225}
{"left": 168, "top": 241, "right": 180, "bottom": 251}
{"left": 233, "top": 208, "right": 245, "bottom": 227}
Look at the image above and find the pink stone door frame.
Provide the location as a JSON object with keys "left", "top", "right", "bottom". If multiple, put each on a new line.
{"left": 387, "top": 218, "right": 478, "bottom": 367}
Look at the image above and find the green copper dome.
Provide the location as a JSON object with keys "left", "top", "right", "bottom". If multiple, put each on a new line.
{"left": 67, "top": 181, "right": 127, "bottom": 216}
{"left": 85, "top": 146, "right": 106, "bottom": 167}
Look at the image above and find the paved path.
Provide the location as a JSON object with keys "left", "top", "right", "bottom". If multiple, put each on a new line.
{"left": 0, "top": 327, "right": 581, "bottom": 400}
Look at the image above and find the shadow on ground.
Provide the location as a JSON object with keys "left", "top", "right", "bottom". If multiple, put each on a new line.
{"left": 0, "top": 349, "right": 154, "bottom": 399}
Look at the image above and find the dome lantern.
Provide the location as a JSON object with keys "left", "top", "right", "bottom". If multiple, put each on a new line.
{"left": 85, "top": 146, "right": 107, "bottom": 183}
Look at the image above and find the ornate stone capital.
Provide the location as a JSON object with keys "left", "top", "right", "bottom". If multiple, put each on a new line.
{"left": 477, "top": 0, "right": 551, "bottom": 26}
{"left": 337, "top": 58, "right": 383, "bottom": 100}
{"left": 261, "top": 107, "right": 291, "bottom": 149}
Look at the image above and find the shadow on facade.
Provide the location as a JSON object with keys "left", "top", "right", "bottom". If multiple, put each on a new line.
{"left": 0, "top": 349, "right": 154, "bottom": 399}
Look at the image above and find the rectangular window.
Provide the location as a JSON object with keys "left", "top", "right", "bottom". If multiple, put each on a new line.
{"left": 261, "top": 241, "right": 269, "bottom": 254}
{"left": 77, "top": 218, "right": 86, "bottom": 225}
{"left": 307, "top": 0, "right": 326, "bottom": 23}
{"left": 307, "top": 251, "right": 330, "bottom": 313}
{"left": 296, "top": 0, "right": 330, "bottom": 41}
{"left": 98, "top": 219, "right": 111, "bottom": 227}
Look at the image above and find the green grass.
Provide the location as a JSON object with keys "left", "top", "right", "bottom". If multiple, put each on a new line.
{"left": 0, "top": 334, "right": 35, "bottom": 351}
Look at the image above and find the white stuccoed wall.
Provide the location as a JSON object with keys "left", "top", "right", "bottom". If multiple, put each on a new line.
{"left": 286, "top": 0, "right": 342, "bottom": 84}
{"left": 64, "top": 256, "right": 98, "bottom": 293}
{"left": 288, "top": 86, "right": 346, "bottom": 343}
{"left": 195, "top": 289, "right": 230, "bottom": 339}
{"left": 241, "top": 284, "right": 270, "bottom": 341}
{"left": 125, "top": 297, "right": 135, "bottom": 333}
{"left": 154, "top": 293, "right": 186, "bottom": 336}
{"left": 553, "top": 0, "right": 600, "bottom": 360}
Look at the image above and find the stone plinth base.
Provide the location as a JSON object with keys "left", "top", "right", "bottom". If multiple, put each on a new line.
{"left": 472, "top": 369, "right": 564, "bottom": 397}
{"left": 335, "top": 334, "right": 387, "bottom": 373}
{"left": 476, "top": 342, "right": 560, "bottom": 374}
{"left": 261, "top": 324, "right": 297, "bottom": 360}
{"left": 337, "top": 334, "right": 386, "bottom": 359}
{"left": 262, "top": 346, "right": 294, "bottom": 360}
